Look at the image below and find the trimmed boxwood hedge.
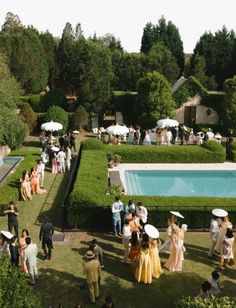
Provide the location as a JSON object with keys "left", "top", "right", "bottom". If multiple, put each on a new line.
{"left": 176, "top": 296, "right": 236, "bottom": 308}
{"left": 67, "top": 138, "right": 235, "bottom": 228}
{"left": 228, "top": 141, "right": 236, "bottom": 162}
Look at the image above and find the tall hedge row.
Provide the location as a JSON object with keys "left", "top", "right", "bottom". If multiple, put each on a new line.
{"left": 66, "top": 139, "right": 232, "bottom": 228}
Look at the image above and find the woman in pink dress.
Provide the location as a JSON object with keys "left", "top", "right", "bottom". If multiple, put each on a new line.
{"left": 220, "top": 228, "right": 234, "bottom": 269}
{"left": 19, "top": 229, "right": 29, "bottom": 273}
{"left": 164, "top": 224, "right": 184, "bottom": 272}
{"left": 30, "top": 167, "right": 38, "bottom": 194}
{"left": 51, "top": 152, "right": 58, "bottom": 174}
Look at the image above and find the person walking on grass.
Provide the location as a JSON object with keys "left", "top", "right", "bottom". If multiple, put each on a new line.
{"left": 4, "top": 201, "right": 19, "bottom": 238}
{"left": 83, "top": 250, "right": 101, "bottom": 304}
{"left": 24, "top": 237, "right": 38, "bottom": 285}
{"left": 111, "top": 196, "right": 123, "bottom": 236}
{"left": 39, "top": 216, "right": 54, "bottom": 260}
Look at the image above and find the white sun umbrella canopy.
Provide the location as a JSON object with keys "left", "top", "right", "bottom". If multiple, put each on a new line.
{"left": 157, "top": 117, "right": 179, "bottom": 128}
{"left": 41, "top": 121, "right": 63, "bottom": 132}
{"left": 105, "top": 124, "right": 129, "bottom": 136}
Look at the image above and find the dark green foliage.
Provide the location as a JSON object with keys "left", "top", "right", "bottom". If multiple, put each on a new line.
{"left": 0, "top": 257, "right": 41, "bottom": 308}
{"left": 176, "top": 296, "right": 236, "bottom": 308}
{"left": 201, "top": 140, "right": 225, "bottom": 157}
{"left": 222, "top": 76, "right": 236, "bottom": 127}
{"left": 201, "top": 93, "right": 225, "bottom": 116}
{"left": 41, "top": 90, "right": 67, "bottom": 111}
{"left": 45, "top": 106, "right": 68, "bottom": 133}
{"left": 137, "top": 71, "right": 176, "bottom": 128}
{"left": 146, "top": 42, "right": 180, "bottom": 83}
{"left": 141, "top": 17, "right": 184, "bottom": 72}
{"left": 0, "top": 53, "right": 22, "bottom": 109}
{"left": 191, "top": 26, "right": 236, "bottom": 89}
{"left": 82, "top": 138, "right": 104, "bottom": 151}
{"left": 20, "top": 102, "right": 37, "bottom": 133}
{"left": 71, "top": 105, "right": 88, "bottom": 130}
{"left": 173, "top": 76, "right": 208, "bottom": 107}
{"left": 29, "top": 94, "right": 42, "bottom": 112}
{"left": 0, "top": 106, "right": 28, "bottom": 149}
{"left": 71, "top": 40, "right": 113, "bottom": 113}
{"left": 228, "top": 141, "right": 236, "bottom": 162}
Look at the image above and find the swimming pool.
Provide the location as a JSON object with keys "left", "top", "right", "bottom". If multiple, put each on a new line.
{"left": 124, "top": 170, "right": 236, "bottom": 197}
{"left": 0, "top": 156, "right": 22, "bottom": 184}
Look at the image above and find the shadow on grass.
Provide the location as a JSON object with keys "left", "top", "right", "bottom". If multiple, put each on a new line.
{"left": 23, "top": 140, "right": 41, "bottom": 148}
{"left": 184, "top": 243, "right": 220, "bottom": 267}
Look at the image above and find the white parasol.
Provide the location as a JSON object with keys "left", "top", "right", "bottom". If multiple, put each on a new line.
{"left": 170, "top": 211, "right": 184, "bottom": 219}
{"left": 157, "top": 117, "right": 179, "bottom": 128}
{"left": 72, "top": 130, "right": 79, "bottom": 134}
{"left": 212, "top": 208, "right": 228, "bottom": 218}
{"left": 1, "top": 230, "right": 13, "bottom": 239}
{"left": 144, "top": 224, "right": 159, "bottom": 239}
{"left": 51, "top": 146, "right": 60, "bottom": 152}
{"left": 41, "top": 121, "right": 63, "bottom": 132}
{"left": 105, "top": 124, "right": 129, "bottom": 136}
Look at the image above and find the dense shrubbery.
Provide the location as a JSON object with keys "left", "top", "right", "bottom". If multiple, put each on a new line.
{"left": 0, "top": 257, "right": 41, "bottom": 307}
{"left": 67, "top": 138, "right": 233, "bottom": 228}
{"left": 228, "top": 141, "right": 236, "bottom": 162}
{"left": 71, "top": 105, "right": 88, "bottom": 130}
{"left": 45, "top": 106, "right": 68, "bottom": 133}
{"left": 29, "top": 94, "right": 42, "bottom": 112}
{"left": 41, "top": 90, "right": 67, "bottom": 112}
{"left": 173, "top": 76, "right": 208, "bottom": 107}
{"left": 20, "top": 102, "right": 37, "bottom": 133}
{"left": 176, "top": 296, "right": 236, "bottom": 308}
{"left": 109, "top": 141, "right": 225, "bottom": 163}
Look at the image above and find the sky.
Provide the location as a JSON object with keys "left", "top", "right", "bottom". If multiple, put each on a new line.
{"left": 0, "top": 0, "right": 236, "bottom": 53}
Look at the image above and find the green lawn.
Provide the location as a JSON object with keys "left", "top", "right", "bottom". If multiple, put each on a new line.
{"left": 0, "top": 136, "right": 235, "bottom": 307}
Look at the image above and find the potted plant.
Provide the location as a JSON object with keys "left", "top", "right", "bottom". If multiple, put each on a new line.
{"left": 107, "top": 152, "right": 114, "bottom": 168}
{"left": 113, "top": 154, "right": 121, "bottom": 166}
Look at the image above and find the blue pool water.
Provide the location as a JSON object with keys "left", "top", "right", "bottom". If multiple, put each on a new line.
{"left": 0, "top": 157, "right": 22, "bottom": 184}
{"left": 0, "top": 157, "right": 21, "bottom": 166}
{"left": 124, "top": 170, "right": 236, "bottom": 197}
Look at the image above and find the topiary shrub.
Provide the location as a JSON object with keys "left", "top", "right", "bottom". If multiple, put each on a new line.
{"left": 0, "top": 257, "right": 41, "bottom": 307}
{"left": 41, "top": 90, "right": 67, "bottom": 112}
{"left": 71, "top": 105, "right": 88, "bottom": 130}
{"left": 176, "top": 296, "right": 236, "bottom": 308}
{"left": 29, "top": 94, "right": 42, "bottom": 112}
{"left": 82, "top": 138, "right": 104, "bottom": 151}
{"left": 20, "top": 102, "right": 37, "bottom": 133}
{"left": 228, "top": 141, "right": 236, "bottom": 162}
{"left": 201, "top": 140, "right": 225, "bottom": 162}
{"left": 45, "top": 106, "right": 68, "bottom": 133}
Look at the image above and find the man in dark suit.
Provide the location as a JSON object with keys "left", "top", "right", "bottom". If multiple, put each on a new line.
{"left": 89, "top": 239, "right": 104, "bottom": 268}
{"left": 9, "top": 236, "right": 19, "bottom": 266}
{"left": 39, "top": 216, "right": 54, "bottom": 260}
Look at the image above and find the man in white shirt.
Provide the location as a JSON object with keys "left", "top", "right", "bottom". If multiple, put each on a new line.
{"left": 66, "top": 146, "right": 72, "bottom": 171}
{"left": 57, "top": 148, "right": 66, "bottom": 173}
{"left": 208, "top": 216, "right": 220, "bottom": 257}
{"left": 111, "top": 196, "right": 123, "bottom": 236}
{"left": 36, "top": 160, "right": 45, "bottom": 188}
{"left": 136, "top": 202, "right": 148, "bottom": 228}
{"left": 24, "top": 237, "right": 38, "bottom": 284}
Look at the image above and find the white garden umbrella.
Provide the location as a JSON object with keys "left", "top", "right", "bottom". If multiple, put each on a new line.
{"left": 157, "top": 117, "right": 179, "bottom": 128}
{"left": 105, "top": 124, "right": 129, "bottom": 136}
{"left": 41, "top": 121, "right": 63, "bottom": 132}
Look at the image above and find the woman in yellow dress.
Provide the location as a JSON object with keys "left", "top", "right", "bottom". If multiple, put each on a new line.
{"left": 149, "top": 238, "right": 163, "bottom": 279}
{"left": 135, "top": 234, "right": 152, "bottom": 284}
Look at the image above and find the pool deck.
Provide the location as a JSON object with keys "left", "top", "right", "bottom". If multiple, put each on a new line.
{"left": 109, "top": 162, "right": 236, "bottom": 194}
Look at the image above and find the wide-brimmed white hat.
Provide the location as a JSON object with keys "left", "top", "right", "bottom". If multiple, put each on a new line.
{"left": 51, "top": 146, "right": 60, "bottom": 152}
{"left": 181, "top": 224, "right": 188, "bottom": 232}
{"left": 85, "top": 250, "right": 95, "bottom": 259}
{"left": 212, "top": 208, "right": 228, "bottom": 218}
{"left": 170, "top": 211, "right": 184, "bottom": 219}
{"left": 214, "top": 133, "right": 222, "bottom": 139}
{"left": 144, "top": 224, "right": 159, "bottom": 239}
{"left": 72, "top": 130, "right": 79, "bottom": 134}
{"left": 1, "top": 230, "right": 13, "bottom": 240}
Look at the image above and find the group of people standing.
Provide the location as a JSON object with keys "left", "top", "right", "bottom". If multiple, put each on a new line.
{"left": 0, "top": 202, "right": 54, "bottom": 285}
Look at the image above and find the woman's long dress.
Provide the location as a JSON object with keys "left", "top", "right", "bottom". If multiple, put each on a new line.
{"left": 149, "top": 241, "right": 163, "bottom": 278}
{"left": 19, "top": 237, "right": 28, "bottom": 273}
{"left": 135, "top": 248, "right": 152, "bottom": 284}
{"left": 164, "top": 234, "right": 184, "bottom": 272}
{"left": 130, "top": 244, "right": 140, "bottom": 275}
{"left": 215, "top": 221, "right": 233, "bottom": 253}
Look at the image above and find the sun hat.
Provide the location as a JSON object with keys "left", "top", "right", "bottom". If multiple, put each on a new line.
{"left": 51, "top": 146, "right": 60, "bottom": 152}
{"left": 181, "top": 224, "right": 188, "bottom": 232}
{"left": 214, "top": 132, "right": 222, "bottom": 139}
{"left": 212, "top": 208, "right": 228, "bottom": 218}
{"left": 1, "top": 230, "right": 13, "bottom": 240}
{"left": 170, "top": 211, "right": 184, "bottom": 219}
{"left": 144, "top": 224, "right": 159, "bottom": 239}
{"left": 85, "top": 250, "right": 95, "bottom": 259}
{"left": 72, "top": 130, "right": 79, "bottom": 134}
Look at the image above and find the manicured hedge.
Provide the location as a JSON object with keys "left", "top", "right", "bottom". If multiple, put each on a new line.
{"left": 176, "top": 296, "right": 236, "bottom": 308}
{"left": 66, "top": 138, "right": 235, "bottom": 228}
{"left": 107, "top": 140, "right": 225, "bottom": 163}
{"left": 228, "top": 141, "right": 236, "bottom": 162}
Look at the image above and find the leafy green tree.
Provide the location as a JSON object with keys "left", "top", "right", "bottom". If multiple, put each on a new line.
{"left": 92, "top": 33, "right": 123, "bottom": 52}
{"left": 222, "top": 76, "right": 236, "bottom": 126}
{"left": 146, "top": 42, "right": 180, "bottom": 84}
{"left": 0, "top": 53, "right": 22, "bottom": 109}
{"left": 191, "top": 26, "right": 236, "bottom": 89}
{"left": 72, "top": 105, "right": 88, "bottom": 130}
{"left": 39, "top": 31, "right": 59, "bottom": 89}
{"left": 191, "top": 54, "right": 207, "bottom": 86}
{"left": 0, "top": 257, "right": 41, "bottom": 307}
{"left": 141, "top": 16, "right": 184, "bottom": 72}
{"left": 71, "top": 40, "right": 113, "bottom": 112}
{"left": 0, "top": 106, "right": 28, "bottom": 149}
{"left": 45, "top": 106, "right": 68, "bottom": 133}
{"left": 137, "top": 71, "right": 176, "bottom": 128}
{"left": 41, "top": 90, "right": 67, "bottom": 112}
{"left": 1, "top": 12, "right": 24, "bottom": 34}
{"left": 20, "top": 102, "right": 37, "bottom": 133}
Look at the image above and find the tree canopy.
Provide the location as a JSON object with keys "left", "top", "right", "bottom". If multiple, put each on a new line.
{"left": 222, "top": 76, "right": 236, "bottom": 127}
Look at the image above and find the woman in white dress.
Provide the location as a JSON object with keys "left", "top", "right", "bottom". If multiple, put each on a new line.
{"left": 220, "top": 228, "right": 234, "bottom": 269}
{"left": 215, "top": 216, "right": 233, "bottom": 253}
{"left": 127, "top": 126, "right": 135, "bottom": 144}
{"left": 143, "top": 131, "right": 151, "bottom": 145}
